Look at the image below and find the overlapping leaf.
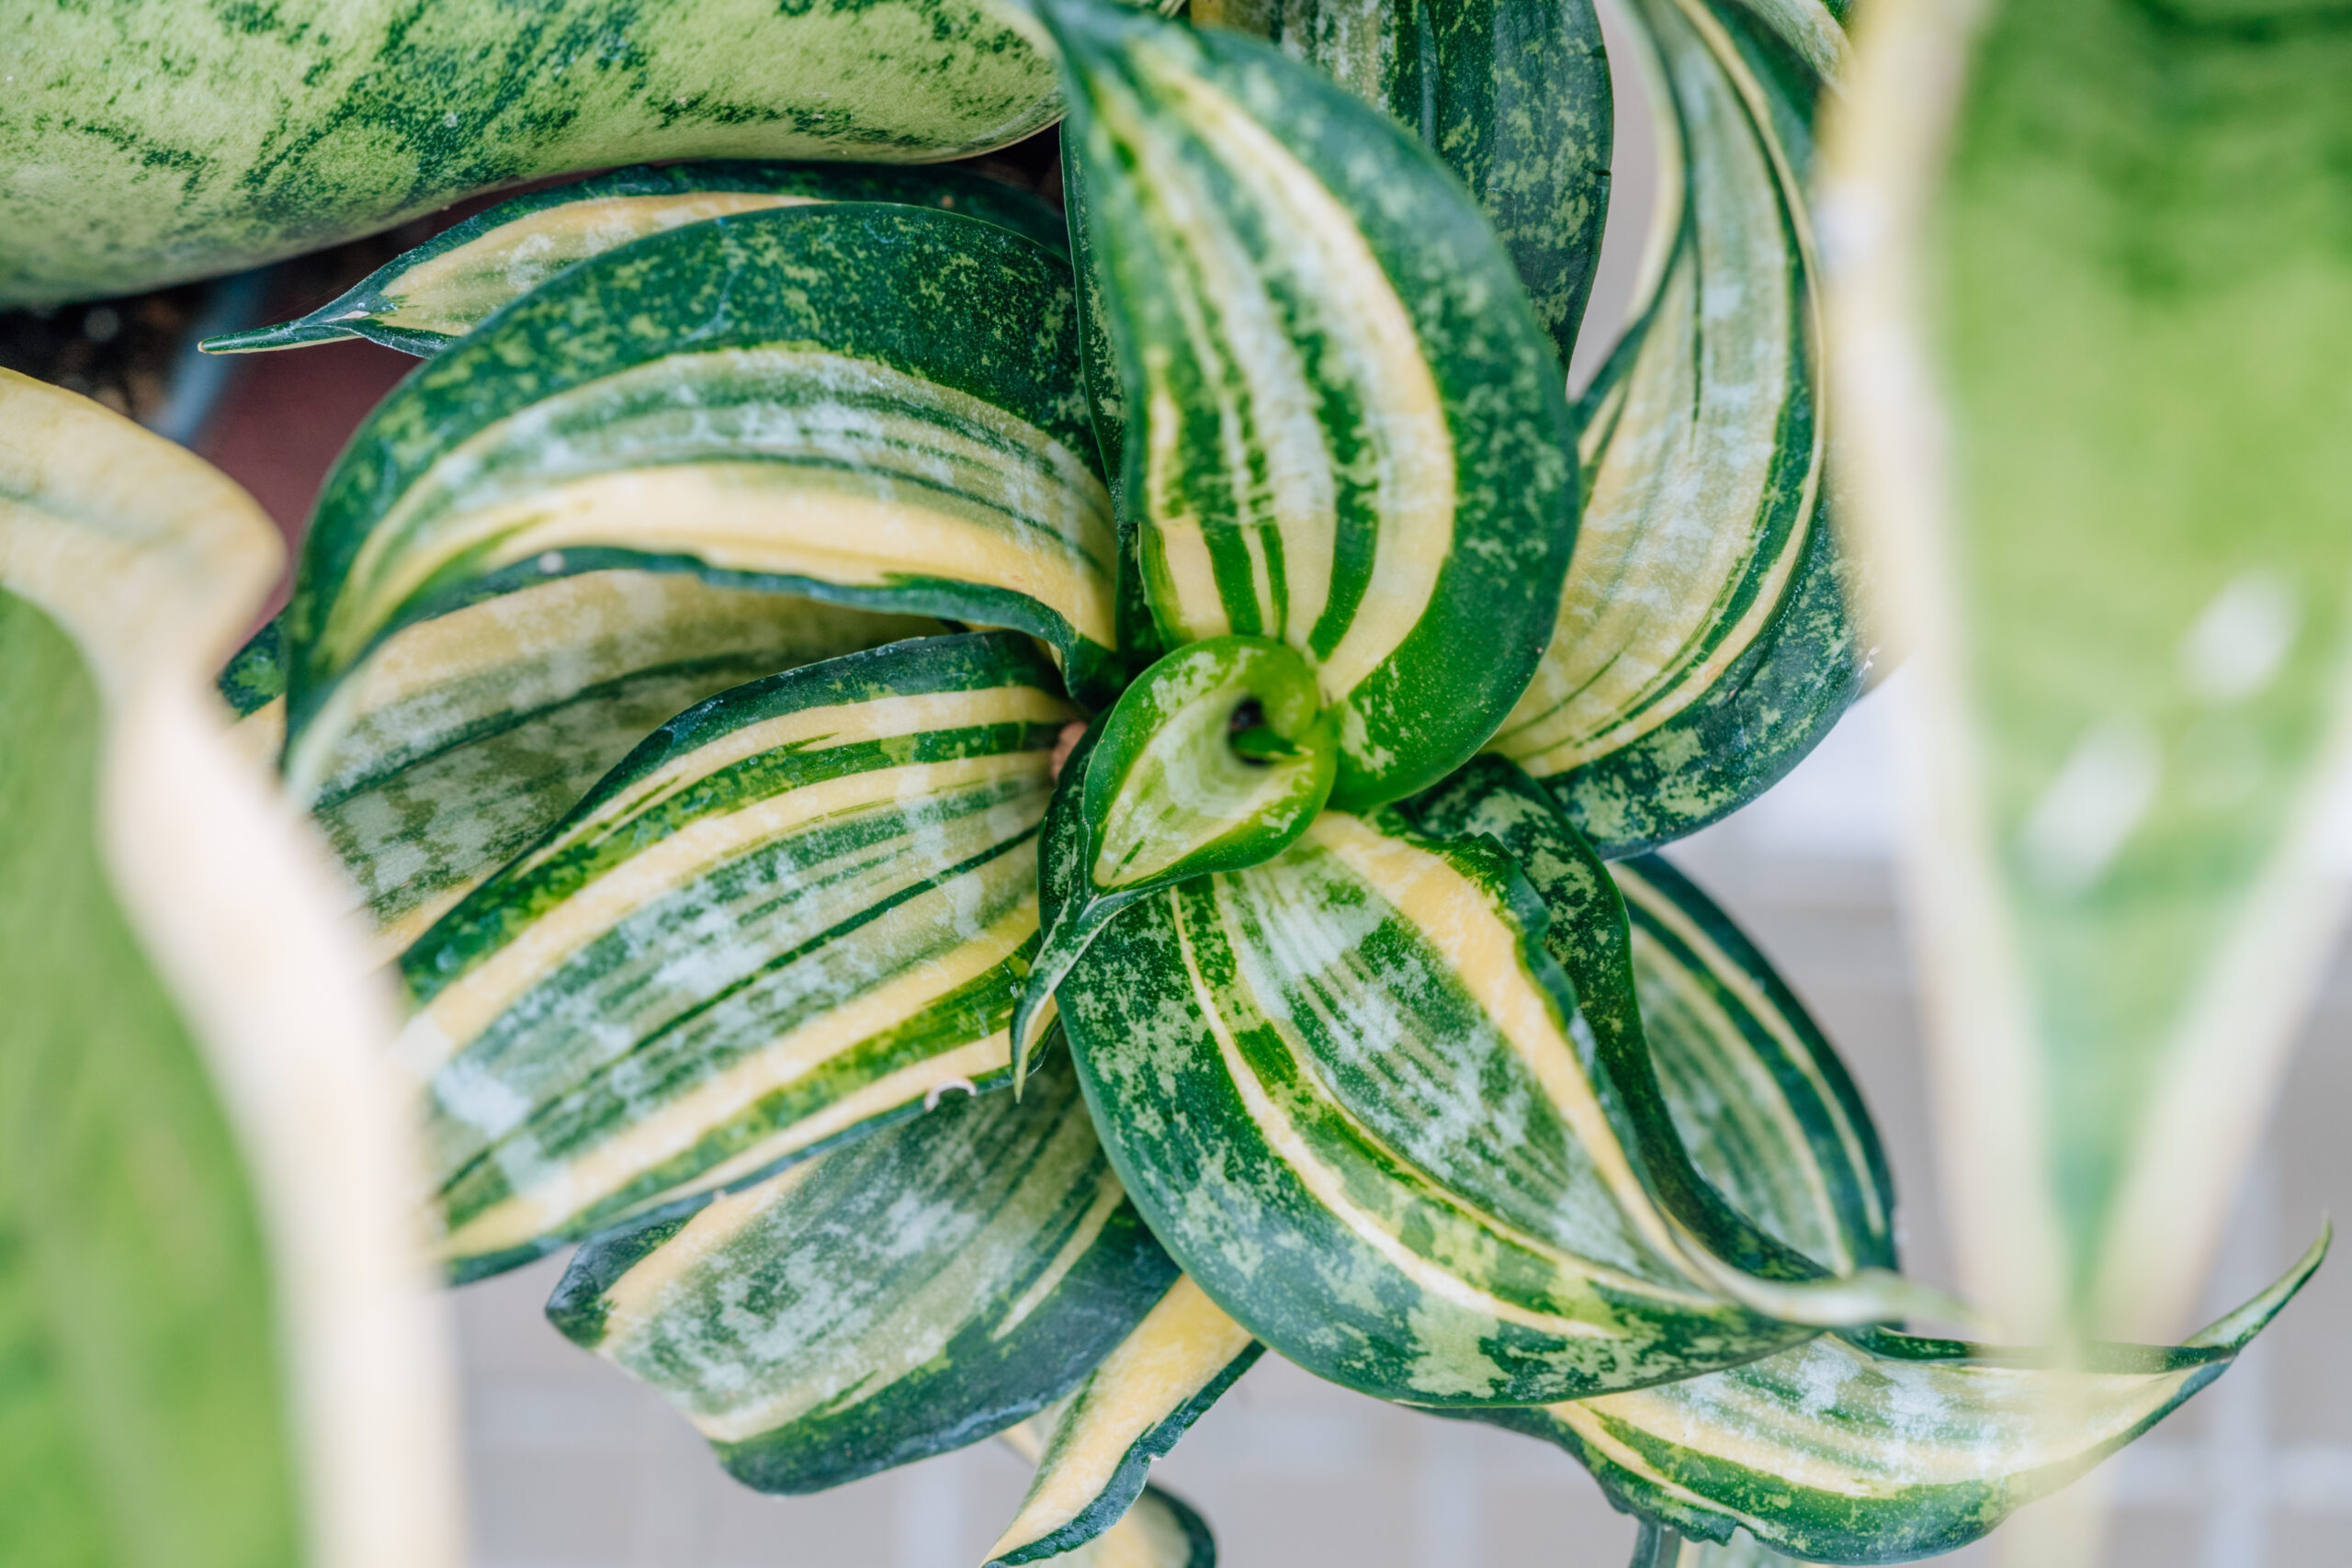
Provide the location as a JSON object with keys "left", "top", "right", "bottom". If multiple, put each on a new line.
{"left": 281, "top": 202, "right": 1123, "bottom": 802}
{"left": 1053, "top": 758, "right": 1949, "bottom": 1406}
{"left": 546, "top": 1051, "right": 1177, "bottom": 1493}
{"left": 1196, "top": 0, "right": 1614, "bottom": 370}
{"left": 399, "top": 632, "right": 1077, "bottom": 1280}
{"left": 227, "top": 580, "right": 937, "bottom": 954}
{"left": 1038, "top": 0, "right": 1578, "bottom": 809}
{"left": 989, "top": 1276, "right": 1260, "bottom": 1565}
{"left": 1418, "top": 758, "right": 2323, "bottom": 1562}
{"left": 205, "top": 164, "right": 1070, "bottom": 357}
{"left": 1488, "top": 0, "right": 1863, "bottom": 855}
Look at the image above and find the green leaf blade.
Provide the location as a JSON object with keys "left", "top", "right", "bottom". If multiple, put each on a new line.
{"left": 1042, "top": 0, "right": 1580, "bottom": 809}
{"left": 283, "top": 203, "right": 1123, "bottom": 790}
{"left": 546, "top": 1051, "right": 1180, "bottom": 1494}
{"left": 1488, "top": 0, "right": 1862, "bottom": 856}
{"left": 403, "top": 632, "right": 1080, "bottom": 1279}
{"left": 201, "top": 164, "right": 1073, "bottom": 358}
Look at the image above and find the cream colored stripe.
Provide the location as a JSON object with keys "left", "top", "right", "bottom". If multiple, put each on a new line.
{"left": 1169, "top": 884, "right": 1617, "bottom": 1344}
{"left": 1621, "top": 868, "right": 1880, "bottom": 1259}
{"left": 1569, "top": 1358, "right": 2181, "bottom": 1492}
{"left": 475, "top": 471, "right": 1114, "bottom": 647}
{"left": 990, "top": 1276, "right": 1251, "bottom": 1556}
{"left": 437, "top": 895, "right": 1037, "bottom": 1259}
{"left": 544, "top": 682, "right": 1069, "bottom": 852}
{"left": 1306, "top": 817, "right": 1691, "bottom": 1264}
{"left": 379, "top": 193, "right": 825, "bottom": 338}
{"left": 993, "top": 1172, "right": 1130, "bottom": 1340}
{"left": 595, "top": 1162, "right": 830, "bottom": 1334}
{"left": 1150, "top": 60, "right": 1456, "bottom": 700}
{"left": 395, "top": 751, "right": 1042, "bottom": 1076}
{"left": 680, "top": 1032, "right": 1013, "bottom": 1196}
{"left": 327, "top": 349, "right": 1117, "bottom": 673}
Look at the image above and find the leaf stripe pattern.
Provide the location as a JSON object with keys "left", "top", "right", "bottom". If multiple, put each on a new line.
{"left": 202, "top": 163, "right": 1073, "bottom": 357}
{"left": 989, "top": 1276, "right": 1261, "bottom": 1565}
{"left": 1616, "top": 853, "right": 1895, "bottom": 1276}
{"left": 1489, "top": 0, "right": 1862, "bottom": 855}
{"left": 400, "top": 632, "right": 1078, "bottom": 1280}
{"left": 1055, "top": 795, "right": 1959, "bottom": 1407}
{"left": 226, "top": 575, "right": 936, "bottom": 953}
{"left": 1041, "top": 0, "right": 1578, "bottom": 810}
{"left": 1198, "top": 0, "right": 1614, "bottom": 373}
{"left": 282, "top": 204, "right": 1121, "bottom": 793}
{"left": 1421, "top": 788, "right": 2330, "bottom": 1562}
{"left": 545, "top": 1051, "right": 1180, "bottom": 1495}
{"left": 1475, "top": 1238, "right": 2324, "bottom": 1565}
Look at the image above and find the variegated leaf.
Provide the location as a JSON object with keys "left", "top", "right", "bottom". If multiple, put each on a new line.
{"left": 0, "top": 369, "right": 458, "bottom": 1568}
{"left": 1194, "top": 0, "right": 1614, "bottom": 370}
{"left": 1616, "top": 852, "right": 1897, "bottom": 1277}
{"left": 226, "top": 578, "right": 937, "bottom": 955}
{"left": 1012, "top": 637, "right": 1340, "bottom": 1080}
{"left": 1056, "top": 776, "right": 1942, "bottom": 1408}
{"left": 1488, "top": 0, "right": 1863, "bottom": 856}
{"left": 1036, "top": 0, "right": 1579, "bottom": 810}
{"left": 1419, "top": 758, "right": 2324, "bottom": 1562}
{"left": 282, "top": 202, "right": 1122, "bottom": 796}
{"left": 401, "top": 632, "right": 1077, "bottom": 1280}
{"left": 203, "top": 163, "right": 1070, "bottom": 357}
{"left": 989, "top": 1276, "right": 1260, "bottom": 1566}
{"left": 544, "top": 1050, "right": 1178, "bottom": 1493}
{"left": 1477, "top": 1239, "right": 2324, "bottom": 1564}
{"left": 1828, "top": 0, "right": 2352, "bottom": 1362}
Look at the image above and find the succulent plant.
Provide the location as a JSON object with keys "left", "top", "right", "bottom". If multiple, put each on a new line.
{"left": 4, "top": 2, "right": 2336, "bottom": 1566}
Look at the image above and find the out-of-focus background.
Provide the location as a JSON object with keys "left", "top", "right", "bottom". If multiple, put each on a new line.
{"left": 6, "top": 1, "right": 2339, "bottom": 1562}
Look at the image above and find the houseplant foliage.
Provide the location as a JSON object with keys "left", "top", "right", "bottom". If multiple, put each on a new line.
{"left": 1827, "top": 0, "right": 2352, "bottom": 1349}
{"left": 1, "top": 4, "right": 2332, "bottom": 1568}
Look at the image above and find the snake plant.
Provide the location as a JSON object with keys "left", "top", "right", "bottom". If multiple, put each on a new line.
{"left": 3, "top": 1, "right": 2332, "bottom": 1566}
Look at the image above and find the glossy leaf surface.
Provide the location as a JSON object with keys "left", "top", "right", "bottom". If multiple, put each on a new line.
{"left": 401, "top": 633, "right": 1077, "bottom": 1280}
{"left": 1056, "top": 777, "right": 1946, "bottom": 1407}
{"left": 546, "top": 1052, "right": 1178, "bottom": 1494}
{"left": 206, "top": 163, "right": 1071, "bottom": 357}
{"left": 1014, "top": 637, "right": 1338, "bottom": 1080}
{"left": 282, "top": 203, "right": 1121, "bottom": 794}
{"left": 1489, "top": 0, "right": 1862, "bottom": 855}
{"left": 1040, "top": 0, "right": 1578, "bottom": 809}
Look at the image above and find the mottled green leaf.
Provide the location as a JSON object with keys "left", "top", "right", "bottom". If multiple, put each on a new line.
{"left": 282, "top": 203, "right": 1123, "bottom": 798}
{"left": 1057, "top": 773, "right": 1939, "bottom": 1408}
{"left": 1195, "top": 0, "right": 1614, "bottom": 369}
{"left": 204, "top": 163, "right": 1070, "bottom": 357}
{"left": 545, "top": 1051, "right": 1178, "bottom": 1494}
{"left": 1037, "top": 0, "right": 1579, "bottom": 809}
{"left": 1489, "top": 0, "right": 1862, "bottom": 856}
{"left": 2, "top": 0, "right": 1176, "bottom": 305}
{"left": 1013, "top": 636, "right": 1338, "bottom": 1080}
{"left": 401, "top": 632, "right": 1078, "bottom": 1280}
